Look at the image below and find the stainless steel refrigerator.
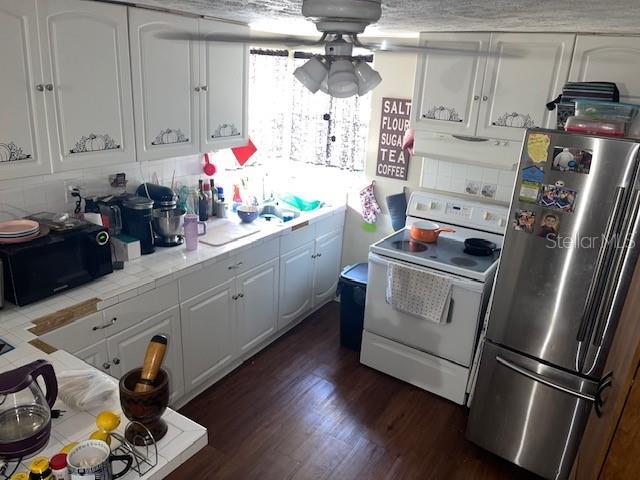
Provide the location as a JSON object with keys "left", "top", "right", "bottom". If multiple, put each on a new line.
{"left": 467, "top": 129, "right": 640, "bottom": 480}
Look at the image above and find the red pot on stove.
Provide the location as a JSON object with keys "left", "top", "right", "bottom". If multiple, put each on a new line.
{"left": 410, "top": 221, "right": 455, "bottom": 243}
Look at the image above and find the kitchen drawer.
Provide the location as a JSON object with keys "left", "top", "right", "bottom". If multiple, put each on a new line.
{"left": 102, "top": 282, "right": 179, "bottom": 335}
{"left": 235, "top": 237, "right": 278, "bottom": 275}
{"left": 360, "top": 330, "right": 469, "bottom": 405}
{"left": 314, "top": 211, "right": 345, "bottom": 237}
{"left": 179, "top": 255, "right": 238, "bottom": 301}
{"left": 40, "top": 312, "right": 105, "bottom": 354}
{"left": 281, "top": 221, "right": 315, "bottom": 253}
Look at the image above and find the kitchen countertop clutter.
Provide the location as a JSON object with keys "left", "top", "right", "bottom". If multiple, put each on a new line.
{"left": 0, "top": 204, "right": 345, "bottom": 478}
{"left": 0, "top": 341, "right": 206, "bottom": 480}
{"left": 1, "top": 205, "right": 344, "bottom": 326}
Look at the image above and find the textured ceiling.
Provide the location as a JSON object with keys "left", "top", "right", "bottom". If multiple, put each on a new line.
{"left": 116, "top": 0, "right": 640, "bottom": 34}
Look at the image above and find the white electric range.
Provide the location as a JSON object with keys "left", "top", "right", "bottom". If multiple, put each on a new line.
{"left": 361, "top": 192, "right": 509, "bottom": 405}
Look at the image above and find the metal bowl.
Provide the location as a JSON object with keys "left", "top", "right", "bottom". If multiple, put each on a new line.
{"left": 152, "top": 207, "right": 186, "bottom": 237}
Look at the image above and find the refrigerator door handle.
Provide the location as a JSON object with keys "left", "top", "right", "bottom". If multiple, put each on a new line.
{"left": 592, "top": 187, "right": 640, "bottom": 347}
{"left": 576, "top": 186, "right": 627, "bottom": 344}
{"left": 582, "top": 187, "right": 640, "bottom": 376}
{"left": 496, "top": 355, "right": 596, "bottom": 402}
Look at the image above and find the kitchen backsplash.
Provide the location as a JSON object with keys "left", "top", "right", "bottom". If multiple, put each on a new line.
{"left": 0, "top": 155, "right": 204, "bottom": 223}
{"left": 421, "top": 157, "right": 517, "bottom": 203}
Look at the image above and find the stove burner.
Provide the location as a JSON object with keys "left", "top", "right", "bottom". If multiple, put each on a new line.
{"left": 450, "top": 257, "right": 478, "bottom": 267}
{"left": 392, "top": 240, "right": 428, "bottom": 253}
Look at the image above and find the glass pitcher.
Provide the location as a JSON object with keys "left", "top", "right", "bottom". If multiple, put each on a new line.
{"left": 0, "top": 360, "right": 58, "bottom": 460}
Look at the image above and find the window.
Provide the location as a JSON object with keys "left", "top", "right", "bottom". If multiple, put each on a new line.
{"left": 248, "top": 49, "right": 372, "bottom": 172}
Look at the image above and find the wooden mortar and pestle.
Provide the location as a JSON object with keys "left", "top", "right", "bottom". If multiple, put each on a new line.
{"left": 119, "top": 335, "right": 170, "bottom": 445}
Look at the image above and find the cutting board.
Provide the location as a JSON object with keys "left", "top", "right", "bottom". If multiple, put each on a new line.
{"left": 199, "top": 219, "right": 260, "bottom": 247}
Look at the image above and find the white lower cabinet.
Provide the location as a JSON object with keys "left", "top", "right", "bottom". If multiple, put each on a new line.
{"left": 278, "top": 243, "right": 315, "bottom": 330}
{"left": 42, "top": 212, "right": 345, "bottom": 405}
{"left": 106, "top": 306, "right": 184, "bottom": 404}
{"left": 74, "top": 341, "right": 110, "bottom": 372}
{"left": 180, "top": 279, "right": 238, "bottom": 392}
{"left": 236, "top": 259, "right": 279, "bottom": 355}
{"left": 312, "top": 230, "right": 343, "bottom": 308}
{"left": 279, "top": 225, "right": 345, "bottom": 330}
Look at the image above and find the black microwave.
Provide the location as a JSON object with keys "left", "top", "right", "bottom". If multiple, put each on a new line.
{"left": 0, "top": 224, "right": 113, "bottom": 307}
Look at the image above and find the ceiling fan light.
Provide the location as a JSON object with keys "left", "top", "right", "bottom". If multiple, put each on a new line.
{"left": 294, "top": 56, "right": 328, "bottom": 93}
{"left": 328, "top": 59, "right": 358, "bottom": 98}
{"left": 354, "top": 61, "right": 382, "bottom": 95}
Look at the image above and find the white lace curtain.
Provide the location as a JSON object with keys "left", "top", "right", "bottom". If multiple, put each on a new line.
{"left": 249, "top": 49, "right": 371, "bottom": 172}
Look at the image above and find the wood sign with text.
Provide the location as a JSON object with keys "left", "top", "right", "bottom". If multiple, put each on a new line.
{"left": 376, "top": 97, "right": 411, "bottom": 180}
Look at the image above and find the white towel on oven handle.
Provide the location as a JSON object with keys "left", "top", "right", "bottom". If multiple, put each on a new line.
{"left": 386, "top": 262, "right": 453, "bottom": 323}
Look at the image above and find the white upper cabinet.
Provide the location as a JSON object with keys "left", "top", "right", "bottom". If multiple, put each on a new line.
{"left": 199, "top": 19, "right": 248, "bottom": 150}
{"left": 0, "top": 0, "right": 50, "bottom": 179}
{"left": 569, "top": 35, "right": 640, "bottom": 104}
{"left": 413, "top": 33, "right": 490, "bottom": 136}
{"left": 129, "top": 8, "right": 200, "bottom": 161}
{"left": 476, "top": 33, "right": 575, "bottom": 141}
{"left": 38, "top": 0, "right": 135, "bottom": 171}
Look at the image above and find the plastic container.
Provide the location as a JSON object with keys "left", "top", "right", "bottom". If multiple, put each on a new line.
{"left": 565, "top": 116, "right": 626, "bottom": 137}
{"left": 337, "top": 263, "right": 368, "bottom": 351}
{"left": 50, "top": 453, "right": 69, "bottom": 480}
{"left": 574, "top": 99, "right": 637, "bottom": 122}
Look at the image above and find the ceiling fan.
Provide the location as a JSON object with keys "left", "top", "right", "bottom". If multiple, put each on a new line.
{"left": 160, "top": 0, "right": 497, "bottom": 98}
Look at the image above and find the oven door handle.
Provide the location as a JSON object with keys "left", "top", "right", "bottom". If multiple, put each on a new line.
{"left": 496, "top": 355, "right": 596, "bottom": 402}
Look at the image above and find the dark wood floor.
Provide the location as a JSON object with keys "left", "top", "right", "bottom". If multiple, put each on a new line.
{"left": 167, "top": 302, "right": 538, "bottom": 480}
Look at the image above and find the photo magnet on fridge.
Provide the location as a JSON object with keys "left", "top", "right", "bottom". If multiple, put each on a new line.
{"left": 512, "top": 209, "right": 536, "bottom": 233}
{"left": 519, "top": 180, "right": 541, "bottom": 204}
{"left": 522, "top": 165, "right": 544, "bottom": 183}
{"left": 537, "top": 184, "right": 577, "bottom": 213}
{"left": 552, "top": 147, "right": 592, "bottom": 174}
{"left": 536, "top": 211, "right": 561, "bottom": 240}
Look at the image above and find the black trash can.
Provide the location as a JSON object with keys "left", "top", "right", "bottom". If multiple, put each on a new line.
{"left": 337, "top": 263, "right": 368, "bottom": 351}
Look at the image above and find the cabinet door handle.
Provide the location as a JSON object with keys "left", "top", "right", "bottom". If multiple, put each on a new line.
{"left": 316, "top": 253, "right": 322, "bottom": 257}
{"left": 238, "top": 293, "right": 244, "bottom": 298}
{"left": 45, "top": 84, "right": 54, "bottom": 91}
{"left": 201, "top": 85, "right": 208, "bottom": 91}
{"left": 228, "top": 262, "right": 243, "bottom": 270}
{"left": 473, "top": 95, "right": 480, "bottom": 100}
{"left": 102, "top": 362, "right": 111, "bottom": 370}
{"left": 112, "top": 358, "right": 120, "bottom": 365}
{"left": 311, "top": 254, "right": 317, "bottom": 259}
{"left": 482, "top": 95, "right": 488, "bottom": 101}
{"left": 194, "top": 86, "right": 200, "bottom": 92}
{"left": 232, "top": 294, "right": 238, "bottom": 300}
{"left": 93, "top": 317, "right": 117, "bottom": 331}
{"left": 35, "top": 84, "right": 44, "bottom": 92}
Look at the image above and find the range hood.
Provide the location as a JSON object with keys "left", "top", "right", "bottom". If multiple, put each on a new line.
{"left": 413, "top": 131, "right": 522, "bottom": 171}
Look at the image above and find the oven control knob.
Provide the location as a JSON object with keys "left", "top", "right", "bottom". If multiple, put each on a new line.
{"left": 428, "top": 201, "right": 437, "bottom": 209}
{"left": 498, "top": 218, "right": 506, "bottom": 227}
{"left": 482, "top": 211, "right": 490, "bottom": 220}
{"left": 96, "top": 231, "right": 110, "bottom": 246}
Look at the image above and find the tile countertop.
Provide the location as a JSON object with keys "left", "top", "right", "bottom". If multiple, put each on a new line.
{"left": 0, "top": 203, "right": 345, "bottom": 479}
{"left": 0, "top": 204, "right": 346, "bottom": 337}
{"left": 0, "top": 342, "right": 207, "bottom": 479}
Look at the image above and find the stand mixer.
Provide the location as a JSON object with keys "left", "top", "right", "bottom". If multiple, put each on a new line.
{"left": 137, "top": 184, "right": 185, "bottom": 247}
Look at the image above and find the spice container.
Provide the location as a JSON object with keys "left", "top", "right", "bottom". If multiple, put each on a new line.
{"left": 28, "top": 458, "right": 52, "bottom": 480}
{"left": 49, "top": 454, "right": 69, "bottom": 480}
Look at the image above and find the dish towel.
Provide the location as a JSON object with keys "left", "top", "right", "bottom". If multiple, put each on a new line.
{"left": 386, "top": 263, "right": 453, "bottom": 323}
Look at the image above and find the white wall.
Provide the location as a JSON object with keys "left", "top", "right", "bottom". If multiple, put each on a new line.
{"left": 341, "top": 51, "right": 420, "bottom": 267}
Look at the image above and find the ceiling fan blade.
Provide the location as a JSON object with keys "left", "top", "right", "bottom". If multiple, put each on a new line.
{"left": 155, "top": 31, "right": 324, "bottom": 48}
{"left": 359, "top": 41, "right": 519, "bottom": 58}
